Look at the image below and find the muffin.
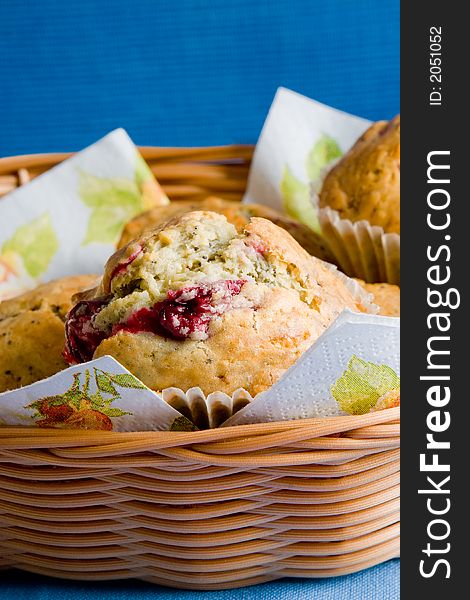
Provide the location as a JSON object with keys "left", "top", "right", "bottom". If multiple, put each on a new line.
{"left": 358, "top": 281, "right": 400, "bottom": 317}
{"left": 0, "top": 275, "right": 98, "bottom": 392}
{"left": 319, "top": 115, "right": 400, "bottom": 234}
{"left": 65, "top": 211, "right": 369, "bottom": 396}
{"left": 118, "top": 197, "right": 335, "bottom": 263}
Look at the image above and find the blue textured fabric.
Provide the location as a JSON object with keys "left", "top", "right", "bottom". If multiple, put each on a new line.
{"left": 2, "top": 562, "right": 400, "bottom": 599}
{"left": 0, "top": 0, "right": 399, "bottom": 157}
{"left": 0, "top": 1, "right": 399, "bottom": 597}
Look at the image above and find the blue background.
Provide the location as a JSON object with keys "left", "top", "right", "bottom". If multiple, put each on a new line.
{"left": 3, "top": 563, "right": 400, "bottom": 599}
{"left": 0, "top": 0, "right": 399, "bottom": 598}
{"left": 0, "top": 0, "right": 399, "bottom": 157}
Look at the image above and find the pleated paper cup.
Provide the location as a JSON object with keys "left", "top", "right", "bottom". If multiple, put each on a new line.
{"left": 319, "top": 206, "right": 400, "bottom": 284}
{"left": 162, "top": 387, "right": 253, "bottom": 429}
{"left": 323, "top": 260, "right": 378, "bottom": 313}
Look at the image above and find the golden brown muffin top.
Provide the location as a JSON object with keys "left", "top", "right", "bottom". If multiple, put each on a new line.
{"left": 0, "top": 275, "right": 98, "bottom": 392}
{"left": 118, "top": 197, "right": 335, "bottom": 263}
{"left": 65, "top": 212, "right": 369, "bottom": 373}
{"left": 0, "top": 275, "right": 99, "bottom": 322}
{"left": 319, "top": 115, "right": 400, "bottom": 234}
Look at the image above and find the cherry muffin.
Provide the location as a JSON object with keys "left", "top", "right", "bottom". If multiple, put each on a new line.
{"left": 319, "top": 115, "right": 400, "bottom": 234}
{"left": 118, "top": 196, "right": 335, "bottom": 263}
{"left": 0, "top": 275, "right": 98, "bottom": 392}
{"left": 65, "top": 211, "right": 369, "bottom": 395}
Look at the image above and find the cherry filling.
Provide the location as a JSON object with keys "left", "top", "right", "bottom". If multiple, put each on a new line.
{"left": 64, "top": 280, "right": 245, "bottom": 364}
{"left": 250, "top": 242, "right": 265, "bottom": 255}
{"left": 114, "top": 280, "right": 245, "bottom": 339}
{"left": 109, "top": 246, "right": 143, "bottom": 281}
{"left": 64, "top": 298, "right": 110, "bottom": 364}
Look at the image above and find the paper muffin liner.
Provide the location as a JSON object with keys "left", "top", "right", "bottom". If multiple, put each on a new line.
{"left": 162, "top": 387, "right": 254, "bottom": 429}
{"left": 309, "top": 158, "right": 400, "bottom": 285}
{"left": 322, "top": 260, "right": 378, "bottom": 314}
{"left": 318, "top": 205, "right": 400, "bottom": 284}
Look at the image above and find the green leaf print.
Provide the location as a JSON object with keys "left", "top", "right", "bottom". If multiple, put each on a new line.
{"left": 95, "top": 372, "right": 117, "bottom": 396}
{"left": 101, "top": 407, "right": 131, "bottom": 418}
{"left": 2, "top": 213, "right": 58, "bottom": 278}
{"left": 79, "top": 171, "right": 144, "bottom": 245}
{"left": 305, "top": 134, "right": 342, "bottom": 181}
{"left": 279, "top": 134, "right": 342, "bottom": 236}
{"left": 25, "top": 368, "right": 136, "bottom": 430}
{"left": 330, "top": 356, "right": 400, "bottom": 415}
{"left": 110, "top": 373, "right": 146, "bottom": 389}
{"left": 79, "top": 152, "right": 167, "bottom": 245}
{"left": 135, "top": 153, "right": 154, "bottom": 187}
{"left": 82, "top": 204, "right": 133, "bottom": 246}
{"left": 280, "top": 165, "right": 320, "bottom": 233}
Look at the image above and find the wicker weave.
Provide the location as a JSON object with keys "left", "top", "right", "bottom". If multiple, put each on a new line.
{"left": 0, "top": 145, "right": 254, "bottom": 201}
{"left": 0, "top": 146, "right": 399, "bottom": 590}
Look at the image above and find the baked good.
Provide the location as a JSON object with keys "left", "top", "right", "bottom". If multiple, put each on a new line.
{"left": 0, "top": 275, "right": 98, "bottom": 392}
{"left": 319, "top": 115, "right": 400, "bottom": 234}
{"left": 358, "top": 281, "right": 400, "bottom": 317}
{"left": 65, "top": 211, "right": 369, "bottom": 395}
{"left": 118, "top": 197, "right": 335, "bottom": 263}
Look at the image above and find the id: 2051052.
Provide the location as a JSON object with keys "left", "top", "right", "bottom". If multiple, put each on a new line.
{"left": 429, "top": 26, "right": 442, "bottom": 106}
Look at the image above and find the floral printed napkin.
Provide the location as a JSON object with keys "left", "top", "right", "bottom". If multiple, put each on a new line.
{"left": 243, "top": 87, "right": 370, "bottom": 231}
{"left": 224, "top": 311, "right": 399, "bottom": 426}
{"left": 0, "top": 357, "right": 194, "bottom": 432}
{"left": 0, "top": 129, "right": 167, "bottom": 300}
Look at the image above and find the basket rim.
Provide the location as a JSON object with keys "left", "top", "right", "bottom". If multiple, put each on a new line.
{"left": 0, "top": 407, "right": 399, "bottom": 447}
{"left": 0, "top": 144, "right": 255, "bottom": 175}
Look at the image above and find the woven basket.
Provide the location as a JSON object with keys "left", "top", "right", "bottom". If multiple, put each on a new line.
{"left": 0, "top": 146, "right": 400, "bottom": 590}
